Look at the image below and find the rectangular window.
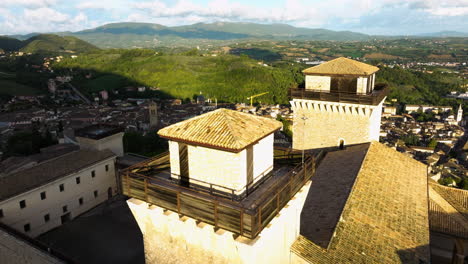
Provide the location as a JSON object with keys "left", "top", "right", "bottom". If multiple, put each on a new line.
{"left": 91, "top": 170, "right": 95, "bottom": 178}
{"left": 62, "top": 205, "right": 68, "bottom": 213}
{"left": 44, "top": 214, "right": 50, "bottom": 222}
{"left": 105, "top": 165, "right": 109, "bottom": 172}
{"left": 59, "top": 184, "right": 64, "bottom": 192}
{"left": 94, "top": 190, "right": 98, "bottom": 198}
{"left": 40, "top": 191, "right": 46, "bottom": 200}
{"left": 19, "top": 200, "right": 26, "bottom": 209}
{"left": 24, "top": 223, "right": 30, "bottom": 232}
{"left": 0, "top": 209, "right": 3, "bottom": 218}
{"left": 79, "top": 197, "right": 83, "bottom": 205}
{"left": 76, "top": 177, "right": 80, "bottom": 184}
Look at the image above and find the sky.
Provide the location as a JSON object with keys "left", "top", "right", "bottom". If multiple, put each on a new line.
{"left": 0, "top": 0, "right": 467, "bottom": 35}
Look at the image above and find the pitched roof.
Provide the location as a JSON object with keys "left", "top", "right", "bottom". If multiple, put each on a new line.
{"left": 292, "top": 142, "right": 430, "bottom": 264}
{"left": 428, "top": 181, "right": 468, "bottom": 238}
{"left": 300, "top": 143, "right": 369, "bottom": 248}
{"left": 302, "top": 57, "right": 379, "bottom": 76}
{"left": 157, "top": 108, "right": 282, "bottom": 152}
{"left": 0, "top": 149, "right": 115, "bottom": 201}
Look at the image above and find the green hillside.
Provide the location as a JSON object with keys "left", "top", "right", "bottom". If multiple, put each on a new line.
{"left": 21, "top": 34, "right": 99, "bottom": 54}
{"left": 0, "top": 34, "right": 99, "bottom": 54}
{"left": 52, "top": 49, "right": 463, "bottom": 107}
{"left": 53, "top": 49, "right": 303, "bottom": 104}
{"left": 0, "top": 36, "right": 23, "bottom": 52}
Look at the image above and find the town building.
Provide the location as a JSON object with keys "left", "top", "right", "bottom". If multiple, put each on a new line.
{"left": 148, "top": 101, "right": 158, "bottom": 128}
{"left": 457, "top": 104, "right": 463, "bottom": 124}
{"left": 75, "top": 124, "right": 124, "bottom": 157}
{"left": 290, "top": 57, "right": 388, "bottom": 149}
{"left": 405, "top": 105, "right": 452, "bottom": 114}
{"left": 0, "top": 148, "right": 117, "bottom": 237}
{"left": 0, "top": 124, "right": 126, "bottom": 238}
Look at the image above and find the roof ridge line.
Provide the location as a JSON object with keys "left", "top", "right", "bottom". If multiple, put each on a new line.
{"left": 223, "top": 110, "right": 244, "bottom": 149}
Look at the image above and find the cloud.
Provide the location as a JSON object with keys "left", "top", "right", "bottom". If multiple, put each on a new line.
{"left": 0, "top": 7, "right": 91, "bottom": 34}
{"left": 1, "top": 0, "right": 57, "bottom": 7}
{"left": 76, "top": 2, "right": 110, "bottom": 10}
{"left": 0, "top": 0, "right": 467, "bottom": 35}
{"left": 24, "top": 7, "right": 69, "bottom": 23}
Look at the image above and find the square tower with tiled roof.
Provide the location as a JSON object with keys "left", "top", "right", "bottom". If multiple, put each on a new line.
{"left": 158, "top": 108, "right": 282, "bottom": 195}
{"left": 290, "top": 57, "right": 389, "bottom": 149}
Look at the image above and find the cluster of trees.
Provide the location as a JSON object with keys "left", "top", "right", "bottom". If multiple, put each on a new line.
{"left": 439, "top": 176, "right": 468, "bottom": 190}
{"left": 377, "top": 66, "right": 462, "bottom": 107}
{"left": 123, "top": 131, "right": 167, "bottom": 157}
{"left": 4, "top": 129, "right": 56, "bottom": 158}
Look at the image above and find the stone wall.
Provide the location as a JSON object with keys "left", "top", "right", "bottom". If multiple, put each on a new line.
{"left": 291, "top": 99, "right": 383, "bottom": 150}
{"left": 127, "top": 181, "right": 311, "bottom": 264}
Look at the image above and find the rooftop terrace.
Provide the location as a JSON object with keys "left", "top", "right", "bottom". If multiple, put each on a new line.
{"left": 75, "top": 124, "right": 124, "bottom": 140}
{"left": 289, "top": 84, "right": 389, "bottom": 106}
{"left": 120, "top": 148, "right": 325, "bottom": 239}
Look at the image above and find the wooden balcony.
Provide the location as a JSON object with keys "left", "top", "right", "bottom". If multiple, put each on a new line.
{"left": 289, "top": 84, "right": 389, "bottom": 106}
{"left": 120, "top": 149, "right": 325, "bottom": 239}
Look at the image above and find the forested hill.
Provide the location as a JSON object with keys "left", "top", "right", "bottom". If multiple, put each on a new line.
{"left": 67, "top": 22, "right": 371, "bottom": 48}
{"left": 53, "top": 49, "right": 463, "bottom": 106}
{"left": 0, "top": 34, "right": 99, "bottom": 54}
{"left": 53, "top": 49, "right": 304, "bottom": 104}
{"left": 0, "top": 36, "right": 23, "bottom": 52}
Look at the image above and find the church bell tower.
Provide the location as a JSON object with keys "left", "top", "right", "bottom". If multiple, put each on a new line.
{"left": 290, "top": 57, "right": 388, "bottom": 150}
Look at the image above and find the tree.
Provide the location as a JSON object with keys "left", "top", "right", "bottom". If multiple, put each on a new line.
{"left": 428, "top": 139, "right": 437, "bottom": 149}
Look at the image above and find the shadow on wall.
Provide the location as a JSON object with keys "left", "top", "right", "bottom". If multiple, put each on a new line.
{"left": 38, "top": 196, "right": 145, "bottom": 264}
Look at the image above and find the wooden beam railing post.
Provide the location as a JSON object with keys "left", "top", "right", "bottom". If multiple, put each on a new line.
{"left": 177, "top": 191, "right": 181, "bottom": 215}
{"left": 276, "top": 190, "right": 280, "bottom": 214}
{"left": 214, "top": 201, "right": 218, "bottom": 229}
{"left": 144, "top": 178, "right": 149, "bottom": 202}
{"left": 240, "top": 209, "right": 244, "bottom": 236}
{"left": 127, "top": 172, "right": 131, "bottom": 196}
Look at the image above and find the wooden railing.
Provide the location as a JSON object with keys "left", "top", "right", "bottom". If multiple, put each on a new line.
{"left": 289, "top": 85, "right": 389, "bottom": 105}
{"left": 121, "top": 153, "right": 322, "bottom": 239}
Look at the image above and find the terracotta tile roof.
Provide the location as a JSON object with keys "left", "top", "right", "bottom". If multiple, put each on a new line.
{"left": 428, "top": 181, "right": 468, "bottom": 238}
{"left": 300, "top": 143, "right": 369, "bottom": 249}
{"left": 157, "top": 108, "right": 282, "bottom": 152}
{"left": 292, "top": 141, "right": 430, "bottom": 264}
{"left": 303, "top": 57, "right": 379, "bottom": 76}
{"left": 0, "top": 149, "right": 116, "bottom": 201}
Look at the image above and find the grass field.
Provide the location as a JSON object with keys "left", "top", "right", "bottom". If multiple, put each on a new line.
{"left": 0, "top": 79, "right": 43, "bottom": 96}
{"left": 83, "top": 74, "right": 128, "bottom": 92}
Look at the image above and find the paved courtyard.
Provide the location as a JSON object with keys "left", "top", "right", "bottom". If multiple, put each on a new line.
{"left": 38, "top": 195, "right": 145, "bottom": 264}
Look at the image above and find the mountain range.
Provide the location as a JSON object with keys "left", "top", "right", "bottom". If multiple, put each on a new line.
{"left": 2, "top": 22, "right": 468, "bottom": 50}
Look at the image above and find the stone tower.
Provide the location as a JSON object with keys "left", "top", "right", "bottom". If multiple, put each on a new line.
{"left": 290, "top": 57, "right": 388, "bottom": 150}
{"left": 456, "top": 104, "right": 463, "bottom": 123}
{"left": 149, "top": 101, "right": 158, "bottom": 128}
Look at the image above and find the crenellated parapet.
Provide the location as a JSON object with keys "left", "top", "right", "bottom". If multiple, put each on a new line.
{"left": 290, "top": 99, "right": 378, "bottom": 118}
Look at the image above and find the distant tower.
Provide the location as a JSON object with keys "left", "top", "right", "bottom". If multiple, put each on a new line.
{"left": 456, "top": 104, "right": 463, "bottom": 123}
{"left": 290, "top": 57, "right": 388, "bottom": 149}
{"left": 149, "top": 101, "right": 158, "bottom": 128}
{"left": 196, "top": 91, "right": 205, "bottom": 105}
